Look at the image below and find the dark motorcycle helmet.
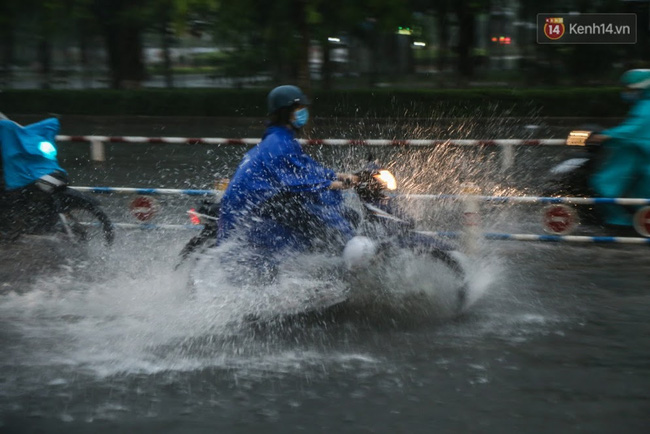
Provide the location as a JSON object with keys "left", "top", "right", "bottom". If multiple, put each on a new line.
{"left": 267, "top": 85, "right": 309, "bottom": 114}
{"left": 267, "top": 85, "right": 310, "bottom": 126}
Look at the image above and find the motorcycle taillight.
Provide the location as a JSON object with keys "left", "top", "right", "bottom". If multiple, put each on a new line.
{"left": 189, "top": 209, "right": 201, "bottom": 225}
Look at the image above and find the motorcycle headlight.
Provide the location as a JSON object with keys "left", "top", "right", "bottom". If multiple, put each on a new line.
{"left": 566, "top": 130, "right": 591, "bottom": 146}
{"left": 373, "top": 170, "right": 397, "bottom": 190}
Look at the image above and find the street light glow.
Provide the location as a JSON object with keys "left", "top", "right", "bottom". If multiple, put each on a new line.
{"left": 328, "top": 37, "right": 341, "bottom": 42}
{"left": 413, "top": 41, "right": 426, "bottom": 47}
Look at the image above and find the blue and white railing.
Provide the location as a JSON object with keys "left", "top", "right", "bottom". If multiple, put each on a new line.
{"left": 70, "top": 186, "right": 650, "bottom": 244}
{"left": 418, "top": 231, "right": 650, "bottom": 245}
{"left": 104, "top": 223, "right": 650, "bottom": 244}
{"left": 70, "top": 186, "right": 650, "bottom": 207}
{"left": 72, "top": 186, "right": 221, "bottom": 197}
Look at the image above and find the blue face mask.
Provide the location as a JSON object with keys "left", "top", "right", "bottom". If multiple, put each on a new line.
{"left": 621, "top": 90, "right": 641, "bottom": 103}
{"left": 291, "top": 108, "right": 309, "bottom": 128}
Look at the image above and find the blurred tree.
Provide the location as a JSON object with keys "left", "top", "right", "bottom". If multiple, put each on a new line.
{"left": 0, "top": 0, "right": 18, "bottom": 86}
{"left": 356, "top": 0, "right": 410, "bottom": 86}
{"left": 410, "top": 0, "right": 489, "bottom": 80}
{"left": 93, "top": 0, "right": 148, "bottom": 89}
{"left": 212, "top": 0, "right": 409, "bottom": 90}
{"left": 61, "top": 0, "right": 102, "bottom": 88}
{"left": 152, "top": 0, "right": 177, "bottom": 88}
{"left": 149, "top": 0, "right": 219, "bottom": 88}
{"left": 454, "top": 0, "right": 491, "bottom": 80}
{"left": 307, "top": 0, "right": 370, "bottom": 89}
{"left": 433, "top": 0, "right": 453, "bottom": 76}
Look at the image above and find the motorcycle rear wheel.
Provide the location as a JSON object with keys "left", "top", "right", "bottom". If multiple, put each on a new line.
{"left": 60, "top": 205, "right": 115, "bottom": 246}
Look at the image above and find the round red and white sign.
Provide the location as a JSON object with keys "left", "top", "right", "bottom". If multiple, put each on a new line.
{"left": 633, "top": 206, "right": 650, "bottom": 237}
{"left": 542, "top": 204, "right": 578, "bottom": 235}
{"left": 129, "top": 196, "right": 159, "bottom": 221}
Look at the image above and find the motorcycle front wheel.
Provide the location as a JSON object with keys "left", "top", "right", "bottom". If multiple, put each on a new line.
{"left": 425, "top": 248, "right": 468, "bottom": 312}
{"left": 352, "top": 243, "right": 469, "bottom": 317}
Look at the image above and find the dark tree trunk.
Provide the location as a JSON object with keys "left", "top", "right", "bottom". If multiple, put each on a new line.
{"left": 38, "top": 39, "right": 52, "bottom": 90}
{"left": 293, "top": 0, "right": 311, "bottom": 93}
{"left": 322, "top": 39, "right": 332, "bottom": 90}
{"left": 435, "top": 2, "right": 450, "bottom": 75}
{"left": 161, "top": 13, "right": 174, "bottom": 88}
{"left": 455, "top": 1, "right": 476, "bottom": 79}
{"left": 104, "top": 24, "right": 145, "bottom": 89}
{"left": 94, "top": 0, "right": 146, "bottom": 89}
{"left": 0, "top": 26, "right": 14, "bottom": 87}
{"left": 0, "top": 1, "right": 15, "bottom": 87}
{"left": 78, "top": 28, "right": 91, "bottom": 88}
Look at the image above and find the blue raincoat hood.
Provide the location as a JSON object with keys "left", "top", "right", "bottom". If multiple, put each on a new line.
{"left": 0, "top": 118, "right": 66, "bottom": 190}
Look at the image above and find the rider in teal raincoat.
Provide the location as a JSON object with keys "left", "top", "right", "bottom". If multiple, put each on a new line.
{"left": 0, "top": 115, "right": 67, "bottom": 234}
{"left": 217, "top": 85, "right": 358, "bottom": 252}
{"left": 589, "top": 69, "right": 650, "bottom": 227}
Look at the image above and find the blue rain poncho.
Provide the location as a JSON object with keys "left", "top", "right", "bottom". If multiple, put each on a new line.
{"left": 218, "top": 126, "right": 354, "bottom": 252}
{"left": 0, "top": 118, "right": 66, "bottom": 190}
{"left": 590, "top": 95, "right": 650, "bottom": 226}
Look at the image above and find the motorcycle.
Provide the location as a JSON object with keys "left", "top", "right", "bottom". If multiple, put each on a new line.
{"left": 542, "top": 129, "right": 605, "bottom": 230}
{"left": 179, "top": 159, "right": 469, "bottom": 316}
{"left": 543, "top": 128, "right": 648, "bottom": 236}
{"left": 0, "top": 117, "right": 114, "bottom": 245}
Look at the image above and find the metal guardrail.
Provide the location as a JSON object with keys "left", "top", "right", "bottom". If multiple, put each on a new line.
{"left": 56, "top": 135, "right": 566, "bottom": 170}
{"left": 418, "top": 231, "right": 650, "bottom": 245}
{"left": 56, "top": 135, "right": 566, "bottom": 147}
{"left": 72, "top": 186, "right": 221, "bottom": 196}
{"left": 71, "top": 186, "right": 650, "bottom": 243}
{"left": 105, "top": 222, "right": 650, "bottom": 244}
{"left": 70, "top": 187, "right": 650, "bottom": 207}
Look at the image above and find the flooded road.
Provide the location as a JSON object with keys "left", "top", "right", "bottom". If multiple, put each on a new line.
{"left": 0, "top": 117, "right": 648, "bottom": 433}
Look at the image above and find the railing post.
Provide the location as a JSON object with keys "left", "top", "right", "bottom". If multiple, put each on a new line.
{"left": 460, "top": 182, "right": 482, "bottom": 255}
{"left": 500, "top": 143, "right": 514, "bottom": 172}
{"left": 90, "top": 139, "right": 105, "bottom": 162}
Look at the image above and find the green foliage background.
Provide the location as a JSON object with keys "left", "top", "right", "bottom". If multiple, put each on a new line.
{"left": 0, "top": 88, "right": 626, "bottom": 118}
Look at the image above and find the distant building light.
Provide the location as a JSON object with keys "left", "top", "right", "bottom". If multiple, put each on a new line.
{"left": 492, "top": 36, "right": 512, "bottom": 44}
{"left": 413, "top": 41, "right": 426, "bottom": 47}
{"left": 328, "top": 37, "right": 341, "bottom": 43}
{"left": 397, "top": 26, "right": 413, "bottom": 35}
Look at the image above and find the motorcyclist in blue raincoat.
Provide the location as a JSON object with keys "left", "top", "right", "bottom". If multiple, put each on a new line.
{"left": 588, "top": 69, "right": 650, "bottom": 228}
{"left": 217, "top": 85, "right": 358, "bottom": 252}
